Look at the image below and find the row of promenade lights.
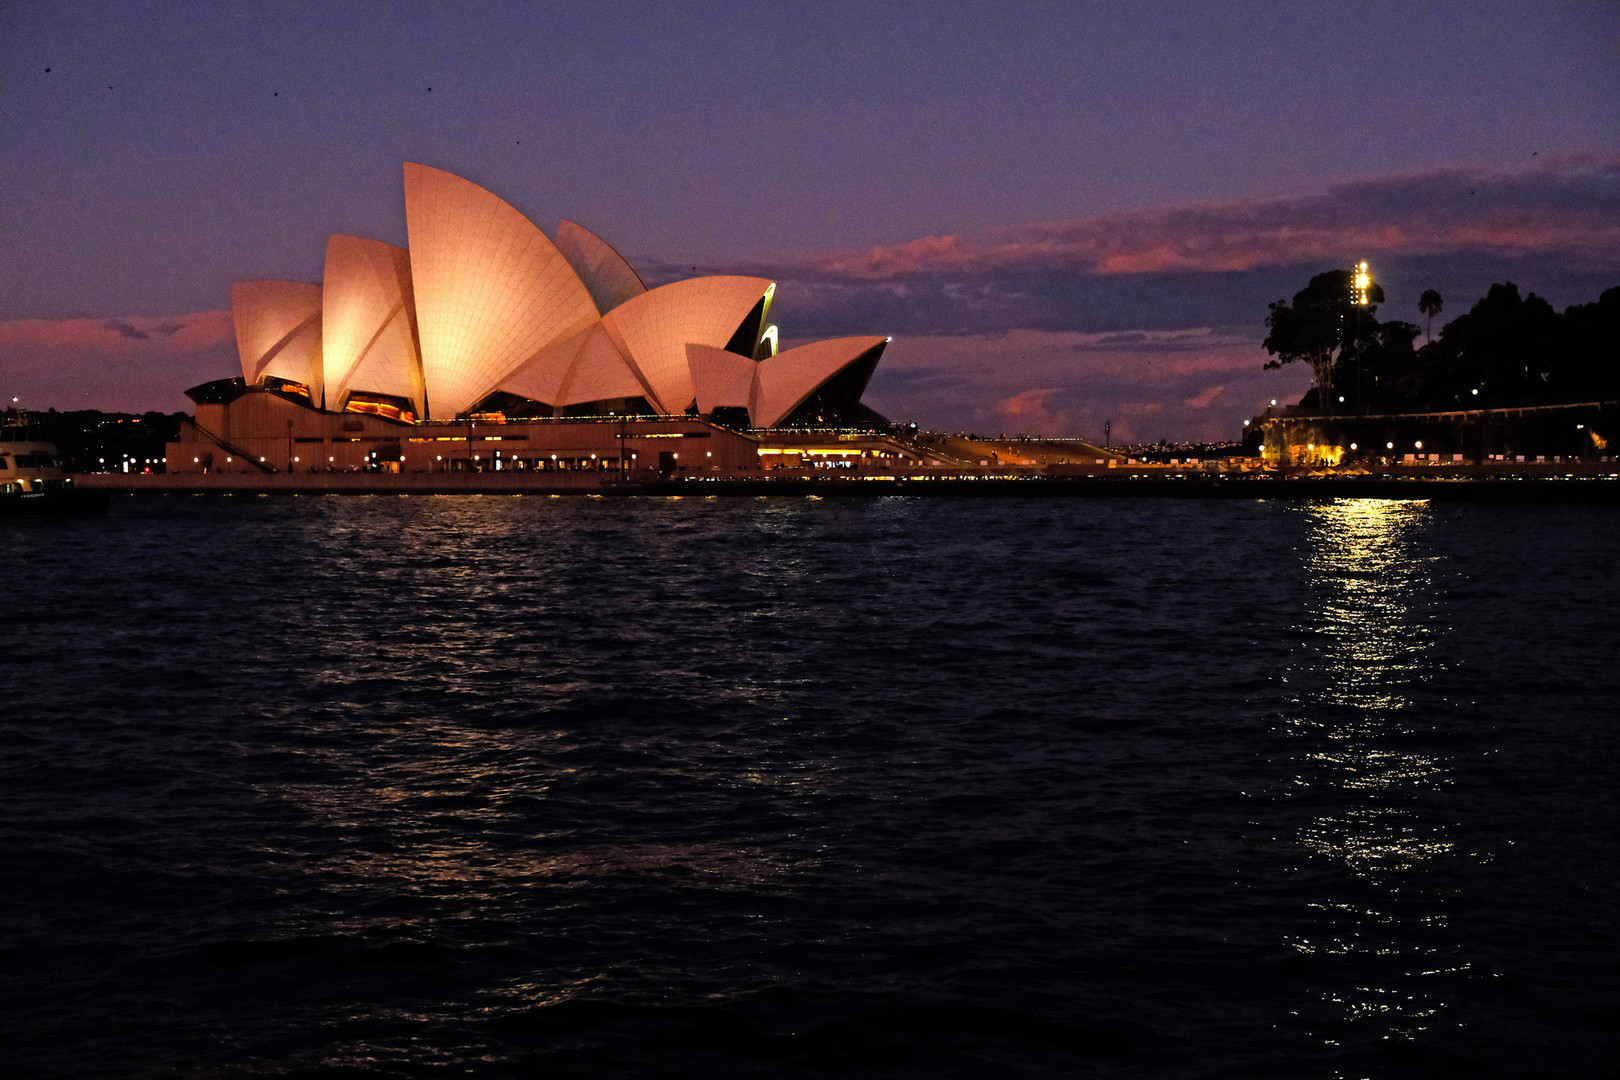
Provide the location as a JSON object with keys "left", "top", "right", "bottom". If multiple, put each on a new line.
{"left": 103, "top": 457, "right": 162, "bottom": 471}
{"left": 117, "top": 449, "right": 695, "bottom": 470}
{"left": 198, "top": 449, "right": 720, "bottom": 470}
{"left": 243, "top": 453, "right": 645, "bottom": 469}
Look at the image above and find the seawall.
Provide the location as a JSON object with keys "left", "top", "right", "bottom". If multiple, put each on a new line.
{"left": 81, "top": 472, "right": 1620, "bottom": 503}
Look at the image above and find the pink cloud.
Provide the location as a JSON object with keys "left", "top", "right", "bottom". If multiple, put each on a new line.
{"left": 996, "top": 387, "right": 1060, "bottom": 417}
{"left": 864, "top": 328, "right": 1311, "bottom": 443}
{"left": 0, "top": 310, "right": 233, "bottom": 355}
{"left": 0, "top": 309, "right": 235, "bottom": 412}
{"left": 992, "top": 387, "right": 1070, "bottom": 436}
{"left": 800, "top": 158, "right": 1620, "bottom": 280}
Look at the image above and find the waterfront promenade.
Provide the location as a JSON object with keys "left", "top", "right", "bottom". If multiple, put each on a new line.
{"left": 81, "top": 465, "right": 1620, "bottom": 502}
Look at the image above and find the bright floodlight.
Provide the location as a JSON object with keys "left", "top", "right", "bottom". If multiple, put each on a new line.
{"left": 1352, "top": 261, "right": 1373, "bottom": 306}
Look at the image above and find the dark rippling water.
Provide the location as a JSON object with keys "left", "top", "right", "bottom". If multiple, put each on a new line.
{"left": 4, "top": 493, "right": 1617, "bottom": 1079}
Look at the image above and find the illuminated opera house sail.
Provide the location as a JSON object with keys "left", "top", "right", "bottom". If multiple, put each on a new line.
{"left": 198, "top": 163, "right": 887, "bottom": 431}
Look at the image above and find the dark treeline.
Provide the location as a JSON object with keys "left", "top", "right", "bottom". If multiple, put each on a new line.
{"left": 1266, "top": 274, "right": 1620, "bottom": 412}
{"left": 2, "top": 408, "right": 185, "bottom": 472}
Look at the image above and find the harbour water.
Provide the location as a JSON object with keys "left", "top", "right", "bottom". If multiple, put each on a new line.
{"left": 3, "top": 494, "right": 1616, "bottom": 1078}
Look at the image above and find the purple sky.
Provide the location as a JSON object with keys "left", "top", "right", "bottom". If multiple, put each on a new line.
{"left": 4, "top": 1, "right": 1617, "bottom": 441}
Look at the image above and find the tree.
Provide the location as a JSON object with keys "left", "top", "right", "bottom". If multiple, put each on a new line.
{"left": 1419, "top": 282, "right": 1559, "bottom": 405}
{"left": 1263, "top": 269, "right": 1385, "bottom": 405}
{"left": 1418, "top": 289, "right": 1443, "bottom": 343}
{"left": 1557, "top": 286, "right": 1620, "bottom": 400}
{"left": 1361, "top": 320, "right": 1421, "bottom": 407}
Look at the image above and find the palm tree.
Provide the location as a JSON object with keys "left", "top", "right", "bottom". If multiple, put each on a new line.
{"left": 1418, "top": 289, "right": 1443, "bottom": 344}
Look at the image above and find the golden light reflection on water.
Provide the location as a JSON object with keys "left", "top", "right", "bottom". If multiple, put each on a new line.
{"left": 1283, "top": 499, "right": 1462, "bottom": 1039}
{"left": 311, "top": 840, "right": 794, "bottom": 892}
{"left": 259, "top": 721, "right": 817, "bottom": 950}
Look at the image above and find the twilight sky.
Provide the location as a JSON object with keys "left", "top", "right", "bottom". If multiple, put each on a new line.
{"left": 4, "top": 0, "right": 1617, "bottom": 441}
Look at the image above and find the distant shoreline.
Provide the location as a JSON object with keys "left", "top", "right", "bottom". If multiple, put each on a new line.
{"left": 81, "top": 472, "right": 1620, "bottom": 503}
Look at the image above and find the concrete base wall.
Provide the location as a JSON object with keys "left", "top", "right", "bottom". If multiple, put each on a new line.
{"left": 83, "top": 471, "right": 627, "bottom": 495}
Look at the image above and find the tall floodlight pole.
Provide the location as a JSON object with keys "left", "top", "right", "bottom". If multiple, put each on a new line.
{"left": 1352, "top": 261, "right": 1372, "bottom": 412}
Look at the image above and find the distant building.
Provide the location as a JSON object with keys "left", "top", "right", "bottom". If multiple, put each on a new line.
{"left": 171, "top": 163, "right": 889, "bottom": 475}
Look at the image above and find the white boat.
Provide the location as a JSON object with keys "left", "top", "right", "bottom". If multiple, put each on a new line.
{"left": 1, "top": 422, "right": 106, "bottom": 516}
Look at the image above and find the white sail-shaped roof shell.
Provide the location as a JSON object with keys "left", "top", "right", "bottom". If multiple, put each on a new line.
{"left": 496, "top": 322, "right": 591, "bottom": 404}
{"left": 321, "top": 235, "right": 424, "bottom": 416}
{"left": 555, "top": 324, "right": 649, "bottom": 405}
{"left": 555, "top": 220, "right": 647, "bottom": 316}
{"left": 498, "top": 322, "right": 649, "bottom": 407}
{"left": 686, "top": 344, "right": 755, "bottom": 413}
{"left": 212, "top": 165, "right": 888, "bottom": 425}
{"left": 600, "top": 276, "right": 773, "bottom": 415}
{"left": 751, "top": 336, "right": 888, "bottom": 428}
{"left": 403, "top": 162, "right": 598, "bottom": 418}
{"left": 232, "top": 280, "right": 324, "bottom": 402}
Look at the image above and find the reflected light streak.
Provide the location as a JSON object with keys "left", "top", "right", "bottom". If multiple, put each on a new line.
{"left": 305, "top": 841, "right": 794, "bottom": 892}
{"left": 1279, "top": 498, "right": 1459, "bottom": 1040}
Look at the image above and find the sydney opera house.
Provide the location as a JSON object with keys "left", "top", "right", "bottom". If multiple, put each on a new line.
{"left": 168, "top": 163, "right": 892, "bottom": 478}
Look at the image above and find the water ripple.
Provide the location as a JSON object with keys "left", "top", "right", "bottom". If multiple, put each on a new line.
{"left": 2, "top": 495, "right": 1617, "bottom": 1078}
